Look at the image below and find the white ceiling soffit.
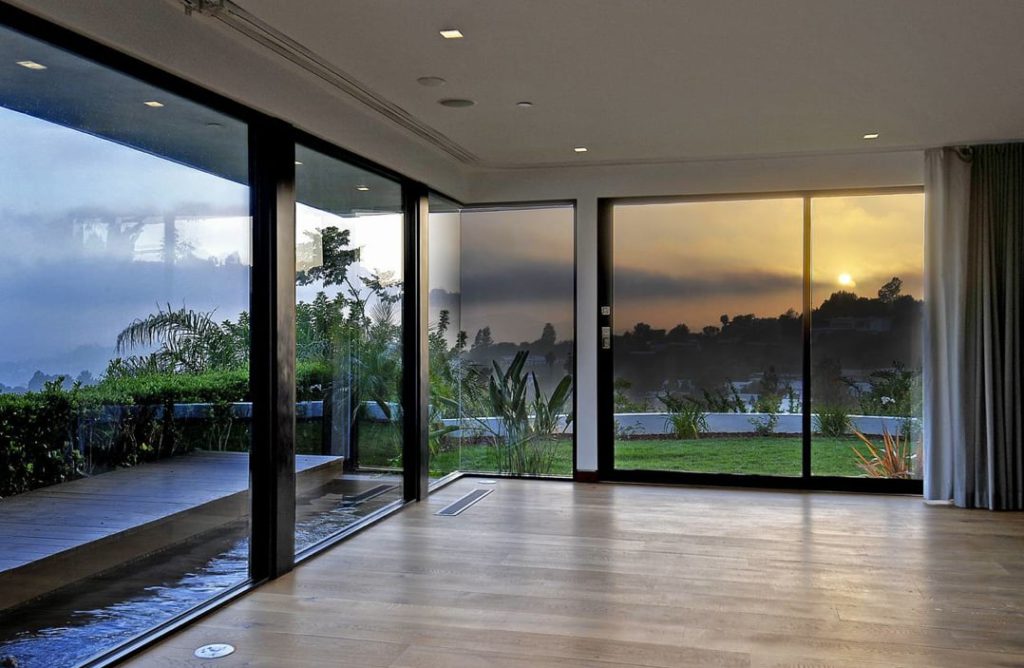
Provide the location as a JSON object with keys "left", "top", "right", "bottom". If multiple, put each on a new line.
{"left": 191, "top": 0, "right": 1024, "bottom": 170}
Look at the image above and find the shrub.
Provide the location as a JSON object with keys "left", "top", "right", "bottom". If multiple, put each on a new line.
{"left": 0, "top": 380, "right": 82, "bottom": 498}
{"left": 659, "top": 392, "right": 707, "bottom": 440}
{"left": 814, "top": 404, "right": 850, "bottom": 437}
{"left": 749, "top": 392, "right": 780, "bottom": 436}
{"left": 748, "top": 413, "right": 778, "bottom": 436}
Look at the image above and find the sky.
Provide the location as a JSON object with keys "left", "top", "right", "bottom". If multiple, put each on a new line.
{"left": 0, "top": 105, "right": 404, "bottom": 387}
{"left": 0, "top": 106, "right": 252, "bottom": 386}
{"left": 436, "top": 207, "right": 576, "bottom": 346}
{"left": 0, "top": 99, "right": 922, "bottom": 386}
{"left": 613, "top": 194, "right": 924, "bottom": 333}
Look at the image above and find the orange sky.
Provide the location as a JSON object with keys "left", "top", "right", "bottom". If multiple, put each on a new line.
{"left": 613, "top": 193, "right": 923, "bottom": 333}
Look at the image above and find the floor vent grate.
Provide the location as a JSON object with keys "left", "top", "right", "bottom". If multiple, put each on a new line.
{"left": 343, "top": 484, "right": 395, "bottom": 506}
{"left": 435, "top": 488, "right": 493, "bottom": 516}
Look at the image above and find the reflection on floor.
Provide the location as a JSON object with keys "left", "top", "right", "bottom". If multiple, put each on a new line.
{"left": 0, "top": 452, "right": 341, "bottom": 610}
{"left": 0, "top": 459, "right": 400, "bottom": 668}
{"left": 128, "top": 478, "right": 1024, "bottom": 668}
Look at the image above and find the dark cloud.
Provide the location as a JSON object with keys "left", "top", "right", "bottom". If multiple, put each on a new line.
{"left": 0, "top": 258, "right": 249, "bottom": 365}
{"left": 461, "top": 259, "right": 574, "bottom": 304}
{"left": 614, "top": 268, "right": 800, "bottom": 300}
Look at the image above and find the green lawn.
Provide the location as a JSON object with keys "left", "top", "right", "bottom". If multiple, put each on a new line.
{"left": 431, "top": 436, "right": 887, "bottom": 478}
{"left": 297, "top": 422, "right": 893, "bottom": 480}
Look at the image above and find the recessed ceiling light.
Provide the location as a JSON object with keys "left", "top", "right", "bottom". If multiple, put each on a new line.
{"left": 143, "top": 100, "right": 164, "bottom": 108}
{"left": 356, "top": 185, "right": 370, "bottom": 191}
{"left": 417, "top": 76, "right": 447, "bottom": 87}
{"left": 16, "top": 60, "right": 46, "bottom": 70}
{"left": 440, "top": 29, "right": 464, "bottom": 39}
{"left": 574, "top": 146, "right": 588, "bottom": 153}
{"left": 863, "top": 132, "right": 880, "bottom": 140}
{"left": 439, "top": 98, "right": 475, "bottom": 108}
{"left": 516, "top": 101, "right": 534, "bottom": 108}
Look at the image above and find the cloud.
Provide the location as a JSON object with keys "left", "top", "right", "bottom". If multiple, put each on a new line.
{"left": 461, "top": 259, "right": 573, "bottom": 304}
{"left": 614, "top": 268, "right": 800, "bottom": 300}
{"left": 0, "top": 258, "right": 250, "bottom": 362}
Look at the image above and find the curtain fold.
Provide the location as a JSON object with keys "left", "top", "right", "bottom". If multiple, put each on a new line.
{"left": 923, "top": 148, "right": 971, "bottom": 502}
{"left": 964, "top": 144, "right": 1024, "bottom": 509}
{"left": 925, "top": 144, "right": 1024, "bottom": 509}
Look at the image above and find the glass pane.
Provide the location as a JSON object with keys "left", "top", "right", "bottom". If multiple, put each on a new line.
{"left": 810, "top": 193, "right": 924, "bottom": 479}
{"left": 293, "top": 145, "right": 404, "bottom": 553}
{"left": 0, "top": 25, "right": 251, "bottom": 665}
{"left": 427, "top": 194, "right": 464, "bottom": 482}
{"left": 612, "top": 199, "right": 804, "bottom": 474}
{"left": 427, "top": 205, "right": 575, "bottom": 478}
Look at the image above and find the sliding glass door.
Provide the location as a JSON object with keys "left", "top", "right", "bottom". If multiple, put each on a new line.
{"left": 426, "top": 201, "right": 576, "bottom": 479}
{"left": 598, "top": 189, "right": 923, "bottom": 490}
{"left": 810, "top": 193, "right": 925, "bottom": 480}
{"left": 293, "top": 144, "right": 406, "bottom": 553}
{"left": 609, "top": 197, "right": 805, "bottom": 476}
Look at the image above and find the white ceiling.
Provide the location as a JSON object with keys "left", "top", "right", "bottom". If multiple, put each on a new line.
{"left": 232, "top": 0, "right": 1022, "bottom": 169}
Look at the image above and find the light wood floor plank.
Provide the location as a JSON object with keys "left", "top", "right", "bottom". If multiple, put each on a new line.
{"left": 124, "top": 479, "right": 1024, "bottom": 667}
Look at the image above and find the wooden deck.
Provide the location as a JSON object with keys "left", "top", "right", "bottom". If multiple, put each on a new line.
{"left": 126, "top": 479, "right": 1024, "bottom": 668}
{"left": 0, "top": 452, "right": 343, "bottom": 611}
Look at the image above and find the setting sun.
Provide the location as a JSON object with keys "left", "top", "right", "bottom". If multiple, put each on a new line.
{"left": 837, "top": 273, "right": 855, "bottom": 287}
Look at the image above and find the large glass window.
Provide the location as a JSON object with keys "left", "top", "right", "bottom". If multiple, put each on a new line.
{"left": 611, "top": 198, "right": 805, "bottom": 474}
{"left": 293, "top": 146, "right": 405, "bottom": 553}
{"left": 0, "top": 24, "right": 252, "bottom": 666}
{"left": 811, "top": 193, "right": 924, "bottom": 479}
{"left": 427, "top": 203, "right": 575, "bottom": 478}
{"left": 607, "top": 191, "right": 924, "bottom": 481}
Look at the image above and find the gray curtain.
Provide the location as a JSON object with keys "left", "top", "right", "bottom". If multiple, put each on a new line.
{"left": 923, "top": 148, "right": 970, "bottom": 503}
{"left": 925, "top": 144, "right": 1024, "bottom": 509}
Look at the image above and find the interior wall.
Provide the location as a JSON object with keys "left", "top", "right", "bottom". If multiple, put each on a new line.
{"left": 8, "top": 0, "right": 471, "bottom": 198}
{"left": 469, "top": 150, "right": 924, "bottom": 471}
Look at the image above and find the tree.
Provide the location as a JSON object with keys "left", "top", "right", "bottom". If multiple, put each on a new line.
{"left": 720, "top": 314, "right": 729, "bottom": 327}
{"left": 878, "top": 276, "right": 903, "bottom": 303}
{"left": 472, "top": 326, "right": 493, "bottom": 350}
{"left": 295, "top": 226, "right": 360, "bottom": 287}
{"left": 667, "top": 323, "right": 690, "bottom": 340}
{"left": 538, "top": 322, "right": 557, "bottom": 348}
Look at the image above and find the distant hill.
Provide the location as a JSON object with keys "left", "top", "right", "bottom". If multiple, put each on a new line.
{"left": 0, "top": 344, "right": 112, "bottom": 389}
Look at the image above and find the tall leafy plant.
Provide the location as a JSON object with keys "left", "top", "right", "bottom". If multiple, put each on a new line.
{"left": 485, "top": 351, "right": 572, "bottom": 475}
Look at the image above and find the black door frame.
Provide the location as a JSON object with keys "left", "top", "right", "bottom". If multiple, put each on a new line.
{"left": 597, "top": 186, "right": 925, "bottom": 494}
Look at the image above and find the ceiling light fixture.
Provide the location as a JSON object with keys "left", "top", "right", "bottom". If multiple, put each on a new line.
{"left": 574, "top": 146, "right": 588, "bottom": 153}
{"left": 294, "top": 161, "right": 303, "bottom": 165}
{"left": 417, "top": 76, "right": 447, "bottom": 87}
{"left": 16, "top": 60, "right": 47, "bottom": 70}
{"left": 143, "top": 100, "right": 164, "bottom": 108}
{"left": 439, "top": 29, "right": 464, "bottom": 39}
{"left": 439, "top": 98, "right": 475, "bottom": 108}
{"left": 863, "top": 132, "right": 880, "bottom": 140}
{"left": 516, "top": 101, "right": 533, "bottom": 108}
{"left": 356, "top": 185, "right": 370, "bottom": 191}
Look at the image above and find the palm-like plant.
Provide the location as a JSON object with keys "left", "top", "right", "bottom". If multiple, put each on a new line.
{"left": 851, "top": 426, "right": 914, "bottom": 478}
{"left": 115, "top": 304, "right": 247, "bottom": 373}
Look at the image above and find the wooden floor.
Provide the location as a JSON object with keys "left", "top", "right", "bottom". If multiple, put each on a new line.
{"left": 0, "top": 452, "right": 341, "bottom": 610}
{"left": 126, "top": 479, "right": 1024, "bottom": 667}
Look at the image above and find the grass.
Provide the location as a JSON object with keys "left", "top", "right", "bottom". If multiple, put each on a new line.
{"left": 430, "top": 435, "right": 889, "bottom": 478}
{"left": 295, "top": 422, "right": 890, "bottom": 480}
